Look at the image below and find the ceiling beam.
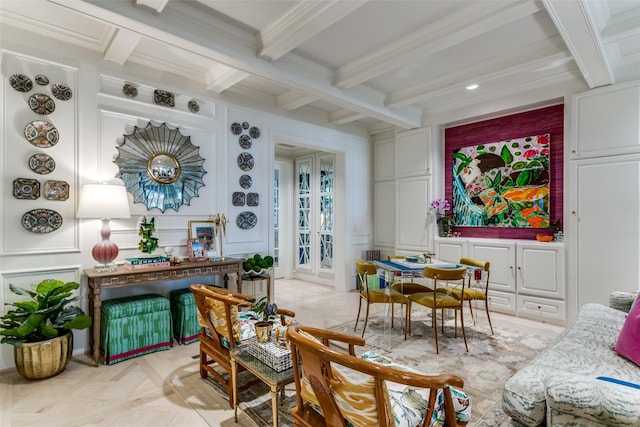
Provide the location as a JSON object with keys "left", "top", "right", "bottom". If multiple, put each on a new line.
{"left": 205, "top": 65, "right": 249, "bottom": 93}
{"left": 276, "top": 91, "right": 317, "bottom": 111}
{"left": 104, "top": 28, "right": 141, "bottom": 65}
{"left": 329, "top": 109, "right": 366, "bottom": 125}
{"left": 50, "top": 0, "right": 422, "bottom": 129}
{"left": 334, "top": 0, "right": 544, "bottom": 89}
{"left": 135, "top": 0, "right": 170, "bottom": 14}
{"left": 542, "top": 0, "right": 614, "bottom": 88}
{"left": 258, "top": 0, "right": 367, "bottom": 61}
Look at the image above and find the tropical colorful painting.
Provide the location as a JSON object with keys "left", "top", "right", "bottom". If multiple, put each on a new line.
{"left": 452, "top": 134, "right": 550, "bottom": 228}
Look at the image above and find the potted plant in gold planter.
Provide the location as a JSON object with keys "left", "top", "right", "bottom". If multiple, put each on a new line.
{"left": 0, "top": 279, "right": 92, "bottom": 379}
{"left": 250, "top": 297, "right": 278, "bottom": 343}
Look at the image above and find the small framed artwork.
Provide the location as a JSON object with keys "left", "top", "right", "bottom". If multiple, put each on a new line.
{"left": 187, "top": 238, "right": 206, "bottom": 262}
{"left": 188, "top": 220, "right": 216, "bottom": 255}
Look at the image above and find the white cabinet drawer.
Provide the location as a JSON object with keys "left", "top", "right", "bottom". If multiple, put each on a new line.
{"left": 517, "top": 294, "right": 566, "bottom": 325}
{"left": 487, "top": 290, "right": 516, "bottom": 315}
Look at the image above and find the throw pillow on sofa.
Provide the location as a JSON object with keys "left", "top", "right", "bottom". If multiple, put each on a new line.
{"left": 614, "top": 296, "right": 640, "bottom": 366}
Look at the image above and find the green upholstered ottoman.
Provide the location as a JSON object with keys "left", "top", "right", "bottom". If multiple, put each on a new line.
{"left": 100, "top": 294, "right": 172, "bottom": 365}
{"left": 169, "top": 288, "right": 200, "bottom": 345}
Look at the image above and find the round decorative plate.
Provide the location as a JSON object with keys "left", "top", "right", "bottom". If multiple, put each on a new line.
{"left": 188, "top": 99, "right": 200, "bottom": 113}
{"left": 9, "top": 74, "right": 33, "bottom": 92}
{"left": 236, "top": 211, "right": 257, "bottom": 230}
{"left": 242, "top": 121, "right": 250, "bottom": 130}
{"left": 247, "top": 192, "right": 260, "bottom": 207}
{"left": 249, "top": 126, "right": 261, "bottom": 139}
{"left": 232, "top": 191, "right": 246, "bottom": 206}
{"left": 239, "top": 134, "right": 252, "bottom": 149}
{"left": 35, "top": 74, "right": 49, "bottom": 85}
{"left": 239, "top": 174, "right": 252, "bottom": 189}
{"left": 230, "top": 122, "right": 242, "bottom": 135}
{"left": 24, "top": 120, "right": 59, "bottom": 148}
{"left": 51, "top": 83, "right": 72, "bottom": 101}
{"left": 122, "top": 83, "right": 138, "bottom": 97}
{"left": 43, "top": 180, "right": 69, "bottom": 201}
{"left": 237, "top": 152, "right": 254, "bottom": 171}
{"left": 28, "top": 93, "right": 56, "bottom": 115}
{"left": 28, "top": 153, "right": 56, "bottom": 174}
{"left": 21, "top": 208, "right": 63, "bottom": 233}
{"left": 13, "top": 178, "right": 40, "bottom": 200}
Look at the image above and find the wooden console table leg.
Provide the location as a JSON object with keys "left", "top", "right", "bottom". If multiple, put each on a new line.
{"left": 90, "top": 286, "right": 102, "bottom": 366}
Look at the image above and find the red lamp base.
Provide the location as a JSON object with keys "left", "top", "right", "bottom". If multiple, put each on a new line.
{"left": 92, "top": 219, "right": 119, "bottom": 272}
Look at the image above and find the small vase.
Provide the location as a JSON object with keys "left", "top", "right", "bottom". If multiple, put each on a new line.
{"left": 255, "top": 321, "right": 272, "bottom": 343}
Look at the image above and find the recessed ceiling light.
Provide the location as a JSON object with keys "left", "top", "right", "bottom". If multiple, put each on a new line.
{"left": 465, "top": 84, "right": 479, "bottom": 90}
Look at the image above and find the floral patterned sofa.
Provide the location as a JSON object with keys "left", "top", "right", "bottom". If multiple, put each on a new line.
{"left": 502, "top": 292, "right": 640, "bottom": 426}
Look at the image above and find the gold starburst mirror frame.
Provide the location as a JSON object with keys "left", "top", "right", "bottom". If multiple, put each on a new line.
{"left": 114, "top": 122, "right": 206, "bottom": 212}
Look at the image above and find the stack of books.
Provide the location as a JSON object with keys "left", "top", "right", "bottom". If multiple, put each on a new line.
{"left": 124, "top": 256, "right": 171, "bottom": 270}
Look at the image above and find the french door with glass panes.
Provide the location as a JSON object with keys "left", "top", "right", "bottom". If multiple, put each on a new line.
{"left": 296, "top": 154, "right": 334, "bottom": 278}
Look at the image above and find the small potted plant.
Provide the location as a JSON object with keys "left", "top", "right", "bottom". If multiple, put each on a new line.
{"left": 0, "top": 279, "right": 92, "bottom": 379}
{"left": 431, "top": 198, "right": 456, "bottom": 237}
{"left": 250, "top": 297, "right": 278, "bottom": 343}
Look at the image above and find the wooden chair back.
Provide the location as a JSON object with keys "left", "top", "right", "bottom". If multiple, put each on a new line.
{"left": 288, "top": 324, "right": 466, "bottom": 427}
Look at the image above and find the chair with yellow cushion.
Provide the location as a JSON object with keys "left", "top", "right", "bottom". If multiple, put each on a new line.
{"left": 408, "top": 266, "right": 469, "bottom": 354}
{"left": 439, "top": 258, "right": 493, "bottom": 335}
{"left": 354, "top": 259, "right": 410, "bottom": 339}
{"left": 387, "top": 255, "right": 433, "bottom": 295}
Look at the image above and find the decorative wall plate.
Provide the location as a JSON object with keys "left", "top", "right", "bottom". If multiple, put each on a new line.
{"left": 35, "top": 74, "right": 49, "bottom": 85}
{"left": 239, "top": 174, "right": 252, "bottom": 189}
{"left": 154, "top": 89, "right": 175, "bottom": 107}
{"left": 232, "top": 191, "right": 246, "bottom": 206}
{"left": 239, "top": 135, "right": 252, "bottom": 149}
{"left": 188, "top": 99, "right": 200, "bottom": 113}
{"left": 242, "top": 122, "right": 250, "bottom": 130}
{"left": 43, "top": 180, "right": 69, "bottom": 201}
{"left": 21, "top": 208, "right": 63, "bottom": 233}
{"left": 237, "top": 152, "right": 254, "bottom": 171}
{"left": 10, "top": 73, "right": 33, "bottom": 92}
{"left": 28, "top": 153, "right": 56, "bottom": 174}
{"left": 230, "top": 122, "right": 242, "bottom": 135}
{"left": 123, "top": 83, "right": 138, "bottom": 97}
{"left": 236, "top": 211, "right": 257, "bottom": 230}
{"left": 28, "top": 93, "right": 55, "bottom": 115}
{"left": 13, "top": 178, "right": 40, "bottom": 200}
{"left": 249, "top": 126, "right": 261, "bottom": 139}
{"left": 247, "top": 192, "right": 260, "bottom": 206}
{"left": 24, "top": 120, "right": 59, "bottom": 148}
{"left": 51, "top": 82, "right": 72, "bottom": 100}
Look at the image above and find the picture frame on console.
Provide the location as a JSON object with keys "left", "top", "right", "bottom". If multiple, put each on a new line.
{"left": 188, "top": 220, "right": 216, "bottom": 257}
{"left": 187, "top": 238, "right": 207, "bottom": 262}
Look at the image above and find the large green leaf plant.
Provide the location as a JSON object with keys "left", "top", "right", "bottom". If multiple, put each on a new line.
{"left": 0, "top": 279, "right": 92, "bottom": 346}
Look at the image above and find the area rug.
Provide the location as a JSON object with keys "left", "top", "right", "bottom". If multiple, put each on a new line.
{"left": 177, "top": 315, "right": 560, "bottom": 426}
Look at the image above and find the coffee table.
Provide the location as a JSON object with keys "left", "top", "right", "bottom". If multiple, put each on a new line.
{"left": 230, "top": 346, "right": 295, "bottom": 427}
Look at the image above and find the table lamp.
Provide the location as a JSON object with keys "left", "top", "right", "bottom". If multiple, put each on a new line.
{"left": 77, "top": 181, "right": 131, "bottom": 271}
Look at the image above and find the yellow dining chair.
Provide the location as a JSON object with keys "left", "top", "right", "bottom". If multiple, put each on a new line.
{"left": 439, "top": 258, "right": 494, "bottom": 335}
{"left": 408, "top": 266, "right": 469, "bottom": 354}
{"left": 354, "top": 259, "right": 410, "bottom": 339}
{"left": 387, "top": 255, "right": 433, "bottom": 295}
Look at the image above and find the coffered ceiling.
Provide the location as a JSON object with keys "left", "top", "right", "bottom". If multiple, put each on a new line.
{"left": 2, "top": 0, "right": 640, "bottom": 133}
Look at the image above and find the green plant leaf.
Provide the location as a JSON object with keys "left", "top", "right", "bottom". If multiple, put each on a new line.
{"left": 15, "top": 313, "right": 44, "bottom": 338}
{"left": 516, "top": 169, "right": 532, "bottom": 186}
{"left": 500, "top": 145, "right": 513, "bottom": 165}
{"left": 9, "top": 283, "right": 35, "bottom": 298}
{"left": 39, "top": 322, "right": 58, "bottom": 339}
{"left": 63, "top": 315, "right": 92, "bottom": 330}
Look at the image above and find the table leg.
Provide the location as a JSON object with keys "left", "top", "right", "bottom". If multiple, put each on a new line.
{"left": 232, "top": 358, "right": 238, "bottom": 422}
{"left": 90, "top": 285, "right": 102, "bottom": 367}
{"left": 270, "top": 385, "right": 278, "bottom": 427}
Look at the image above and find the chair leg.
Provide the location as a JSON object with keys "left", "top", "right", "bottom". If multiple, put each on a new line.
{"left": 432, "top": 306, "right": 439, "bottom": 354}
{"left": 404, "top": 302, "right": 410, "bottom": 340}
{"left": 361, "top": 302, "right": 371, "bottom": 338}
{"left": 485, "top": 298, "right": 494, "bottom": 335}
{"left": 468, "top": 300, "right": 476, "bottom": 325}
{"left": 354, "top": 297, "right": 363, "bottom": 332}
{"left": 391, "top": 302, "right": 395, "bottom": 328}
{"left": 460, "top": 308, "right": 469, "bottom": 352}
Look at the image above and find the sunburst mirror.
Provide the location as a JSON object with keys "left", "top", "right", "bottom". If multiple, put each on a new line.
{"left": 114, "top": 122, "right": 206, "bottom": 212}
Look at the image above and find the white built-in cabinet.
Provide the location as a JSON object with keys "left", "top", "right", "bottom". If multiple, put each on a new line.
{"left": 567, "top": 81, "right": 640, "bottom": 321}
{"left": 435, "top": 237, "right": 566, "bottom": 325}
{"left": 374, "top": 127, "right": 432, "bottom": 253}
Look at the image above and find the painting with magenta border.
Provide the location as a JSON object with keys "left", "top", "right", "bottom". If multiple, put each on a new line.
{"left": 452, "top": 134, "right": 550, "bottom": 228}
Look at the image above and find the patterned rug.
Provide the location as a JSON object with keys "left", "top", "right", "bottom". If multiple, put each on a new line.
{"left": 178, "top": 314, "right": 560, "bottom": 426}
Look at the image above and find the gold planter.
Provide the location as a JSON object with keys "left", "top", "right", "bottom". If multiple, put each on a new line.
{"left": 254, "top": 321, "right": 272, "bottom": 343}
{"left": 14, "top": 331, "right": 73, "bottom": 380}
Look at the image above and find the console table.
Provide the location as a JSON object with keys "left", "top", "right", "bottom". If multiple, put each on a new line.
{"left": 84, "top": 258, "right": 243, "bottom": 366}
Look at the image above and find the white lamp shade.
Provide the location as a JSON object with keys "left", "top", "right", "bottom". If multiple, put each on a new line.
{"left": 77, "top": 183, "right": 131, "bottom": 219}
